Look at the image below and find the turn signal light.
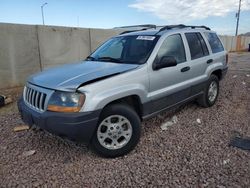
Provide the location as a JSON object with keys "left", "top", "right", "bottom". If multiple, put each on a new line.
{"left": 47, "top": 105, "right": 81, "bottom": 113}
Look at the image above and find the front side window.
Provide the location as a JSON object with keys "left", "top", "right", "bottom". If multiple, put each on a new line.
{"left": 89, "top": 35, "right": 159, "bottom": 64}
{"left": 205, "top": 32, "right": 224, "bottom": 53}
{"left": 185, "top": 32, "right": 209, "bottom": 60}
{"left": 156, "top": 34, "right": 186, "bottom": 64}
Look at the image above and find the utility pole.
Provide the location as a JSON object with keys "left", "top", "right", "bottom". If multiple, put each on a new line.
{"left": 41, "top": 3, "right": 48, "bottom": 25}
{"left": 235, "top": 0, "right": 242, "bottom": 36}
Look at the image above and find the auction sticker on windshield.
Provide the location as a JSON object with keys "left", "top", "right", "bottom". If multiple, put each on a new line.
{"left": 136, "top": 36, "right": 156, "bottom": 40}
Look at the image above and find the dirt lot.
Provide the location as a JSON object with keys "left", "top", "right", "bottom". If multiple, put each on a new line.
{"left": 0, "top": 53, "right": 249, "bottom": 187}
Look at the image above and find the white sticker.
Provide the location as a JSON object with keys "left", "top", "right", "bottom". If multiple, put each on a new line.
{"left": 136, "top": 36, "right": 156, "bottom": 41}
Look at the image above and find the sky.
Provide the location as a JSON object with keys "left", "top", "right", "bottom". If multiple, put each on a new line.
{"left": 0, "top": 0, "right": 250, "bottom": 35}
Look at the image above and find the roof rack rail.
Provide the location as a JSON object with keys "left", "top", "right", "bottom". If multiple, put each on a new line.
{"left": 155, "top": 24, "right": 211, "bottom": 34}
{"left": 186, "top": 25, "right": 211, "bottom": 30}
{"left": 119, "top": 29, "right": 145, "bottom": 35}
{"left": 115, "top": 24, "right": 157, "bottom": 35}
{"left": 115, "top": 24, "right": 157, "bottom": 29}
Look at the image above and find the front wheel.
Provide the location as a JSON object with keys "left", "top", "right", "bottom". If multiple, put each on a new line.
{"left": 91, "top": 104, "right": 141, "bottom": 158}
{"left": 197, "top": 74, "right": 219, "bottom": 107}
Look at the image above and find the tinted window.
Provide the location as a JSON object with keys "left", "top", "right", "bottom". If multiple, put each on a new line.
{"left": 185, "top": 33, "right": 209, "bottom": 60}
{"left": 197, "top": 33, "right": 209, "bottom": 56}
{"left": 156, "top": 34, "right": 186, "bottom": 64}
{"left": 205, "top": 32, "right": 224, "bottom": 53}
{"left": 98, "top": 39, "right": 123, "bottom": 59}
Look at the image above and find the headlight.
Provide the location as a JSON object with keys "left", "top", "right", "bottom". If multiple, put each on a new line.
{"left": 47, "top": 91, "right": 85, "bottom": 113}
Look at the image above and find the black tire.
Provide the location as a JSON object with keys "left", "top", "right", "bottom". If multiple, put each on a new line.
{"left": 197, "top": 74, "right": 219, "bottom": 108}
{"left": 91, "top": 104, "right": 141, "bottom": 158}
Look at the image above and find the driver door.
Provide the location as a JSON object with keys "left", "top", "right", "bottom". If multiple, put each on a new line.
{"left": 148, "top": 34, "right": 192, "bottom": 113}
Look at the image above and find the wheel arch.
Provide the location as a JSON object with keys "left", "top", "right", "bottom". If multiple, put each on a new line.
{"left": 101, "top": 95, "right": 143, "bottom": 120}
{"left": 211, "top": 69, "right": 222, "bottom": 80}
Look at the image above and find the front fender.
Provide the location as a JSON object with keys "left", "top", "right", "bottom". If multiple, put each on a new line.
{"left": 82, "top": 84, "right": 148, "bottom": 112}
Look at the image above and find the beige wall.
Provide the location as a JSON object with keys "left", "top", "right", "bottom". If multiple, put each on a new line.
{"left": 219, "top": 35, "right": 250, "bottom": 52}
{"left": 37, "top": 26, "right": 91, "bottom": 69}
{"left": 0, "top": 23, "right": 41, "bottom": 88}
{"left": 0, "top": 23, "right": 249, "bottom": 89}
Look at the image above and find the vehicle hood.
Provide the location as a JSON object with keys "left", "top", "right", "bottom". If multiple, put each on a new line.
{"left": 28, "top": 61, "right": 139, "bottom": 91}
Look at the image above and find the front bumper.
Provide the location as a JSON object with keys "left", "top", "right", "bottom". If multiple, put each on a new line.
{"left": 18, "top": 98, "right": 101, "bottom": 143}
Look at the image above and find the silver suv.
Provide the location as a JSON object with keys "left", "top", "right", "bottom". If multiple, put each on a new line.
{"left": 18, "top": 25, "right": 228, "bottom": 157}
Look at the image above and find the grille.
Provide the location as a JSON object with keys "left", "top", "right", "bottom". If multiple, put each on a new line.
{"left": 24, "top": 86, "right": 47, "bottom": 111}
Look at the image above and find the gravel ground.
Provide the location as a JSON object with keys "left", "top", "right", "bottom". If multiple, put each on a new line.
{"left": 0, "top": 53, "right": 249, "bottom": 187}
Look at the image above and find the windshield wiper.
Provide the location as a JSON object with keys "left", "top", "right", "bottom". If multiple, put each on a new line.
{"left": 97, "top": 57, "right": 122, "bottom": 63}
{"left": 86, "top": 56, "right": 96, "bottom": 61}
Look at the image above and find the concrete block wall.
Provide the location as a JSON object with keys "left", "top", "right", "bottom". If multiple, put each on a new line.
{"left": 0, "top": 23, "right": 124, "bottom": 89}
{"left": 0, "top": 23, "right": 249, "bottom": 89}
{"left": 37, "top": 26, "right": 91, "bottom": 69}
{"left": 0, "top": 23, "right": 41, "bottom": 88}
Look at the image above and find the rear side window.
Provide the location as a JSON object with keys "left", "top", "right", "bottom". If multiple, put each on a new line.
{"left": 197, "top": 34, "right": 209, "bottom": 56}
{"left": 205, "top": 32, "right": 224, "bottom": 53}
{"left": 185, "top": 33, "right": 209, "bottom": 60}
{"left": 156, "top": 34, "right": 186, "bottom": 64}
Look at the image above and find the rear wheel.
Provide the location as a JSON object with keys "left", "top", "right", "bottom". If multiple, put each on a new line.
{"left": 197, "top": 74, "right": 219, "bottom": 107}
{"left": 91, "top": 104, "right": 141, "bottom": 158}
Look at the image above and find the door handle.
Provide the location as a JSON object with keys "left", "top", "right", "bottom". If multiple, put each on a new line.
{"left": 181, "top": 66, "right": 190, "bottom": 72}
{"left": 207, "top": 59, "right": 213, "bottom": 64}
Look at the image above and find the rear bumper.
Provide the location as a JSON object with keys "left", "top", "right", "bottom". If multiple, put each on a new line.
{"left": 18, "top": 98, "right": 101, "bottom": 143}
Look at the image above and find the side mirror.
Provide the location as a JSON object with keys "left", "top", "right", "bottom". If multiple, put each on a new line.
{"left": 153, "top": 56, "right": 177, "bottom": 70}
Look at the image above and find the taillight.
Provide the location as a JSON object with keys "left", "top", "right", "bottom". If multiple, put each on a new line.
{"left": 226, "top": 53, "right": 228, "bottom": 64}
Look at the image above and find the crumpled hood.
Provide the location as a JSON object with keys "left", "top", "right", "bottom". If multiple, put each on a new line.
{"left": 28, "top": 61, "right": 139, "bottom": 91}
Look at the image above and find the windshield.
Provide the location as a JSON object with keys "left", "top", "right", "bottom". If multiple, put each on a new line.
{"left": 87, "top": 35, "right": 159, "bottom": 64}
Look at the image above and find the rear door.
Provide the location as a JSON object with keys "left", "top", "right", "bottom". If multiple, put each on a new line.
{"left": 183, "top": 32, "right": 211, "bottom": 95}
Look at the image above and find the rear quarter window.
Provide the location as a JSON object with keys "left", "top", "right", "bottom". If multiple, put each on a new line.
{"left": 205, "top": 33, "right": 224, "bottom": 53}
